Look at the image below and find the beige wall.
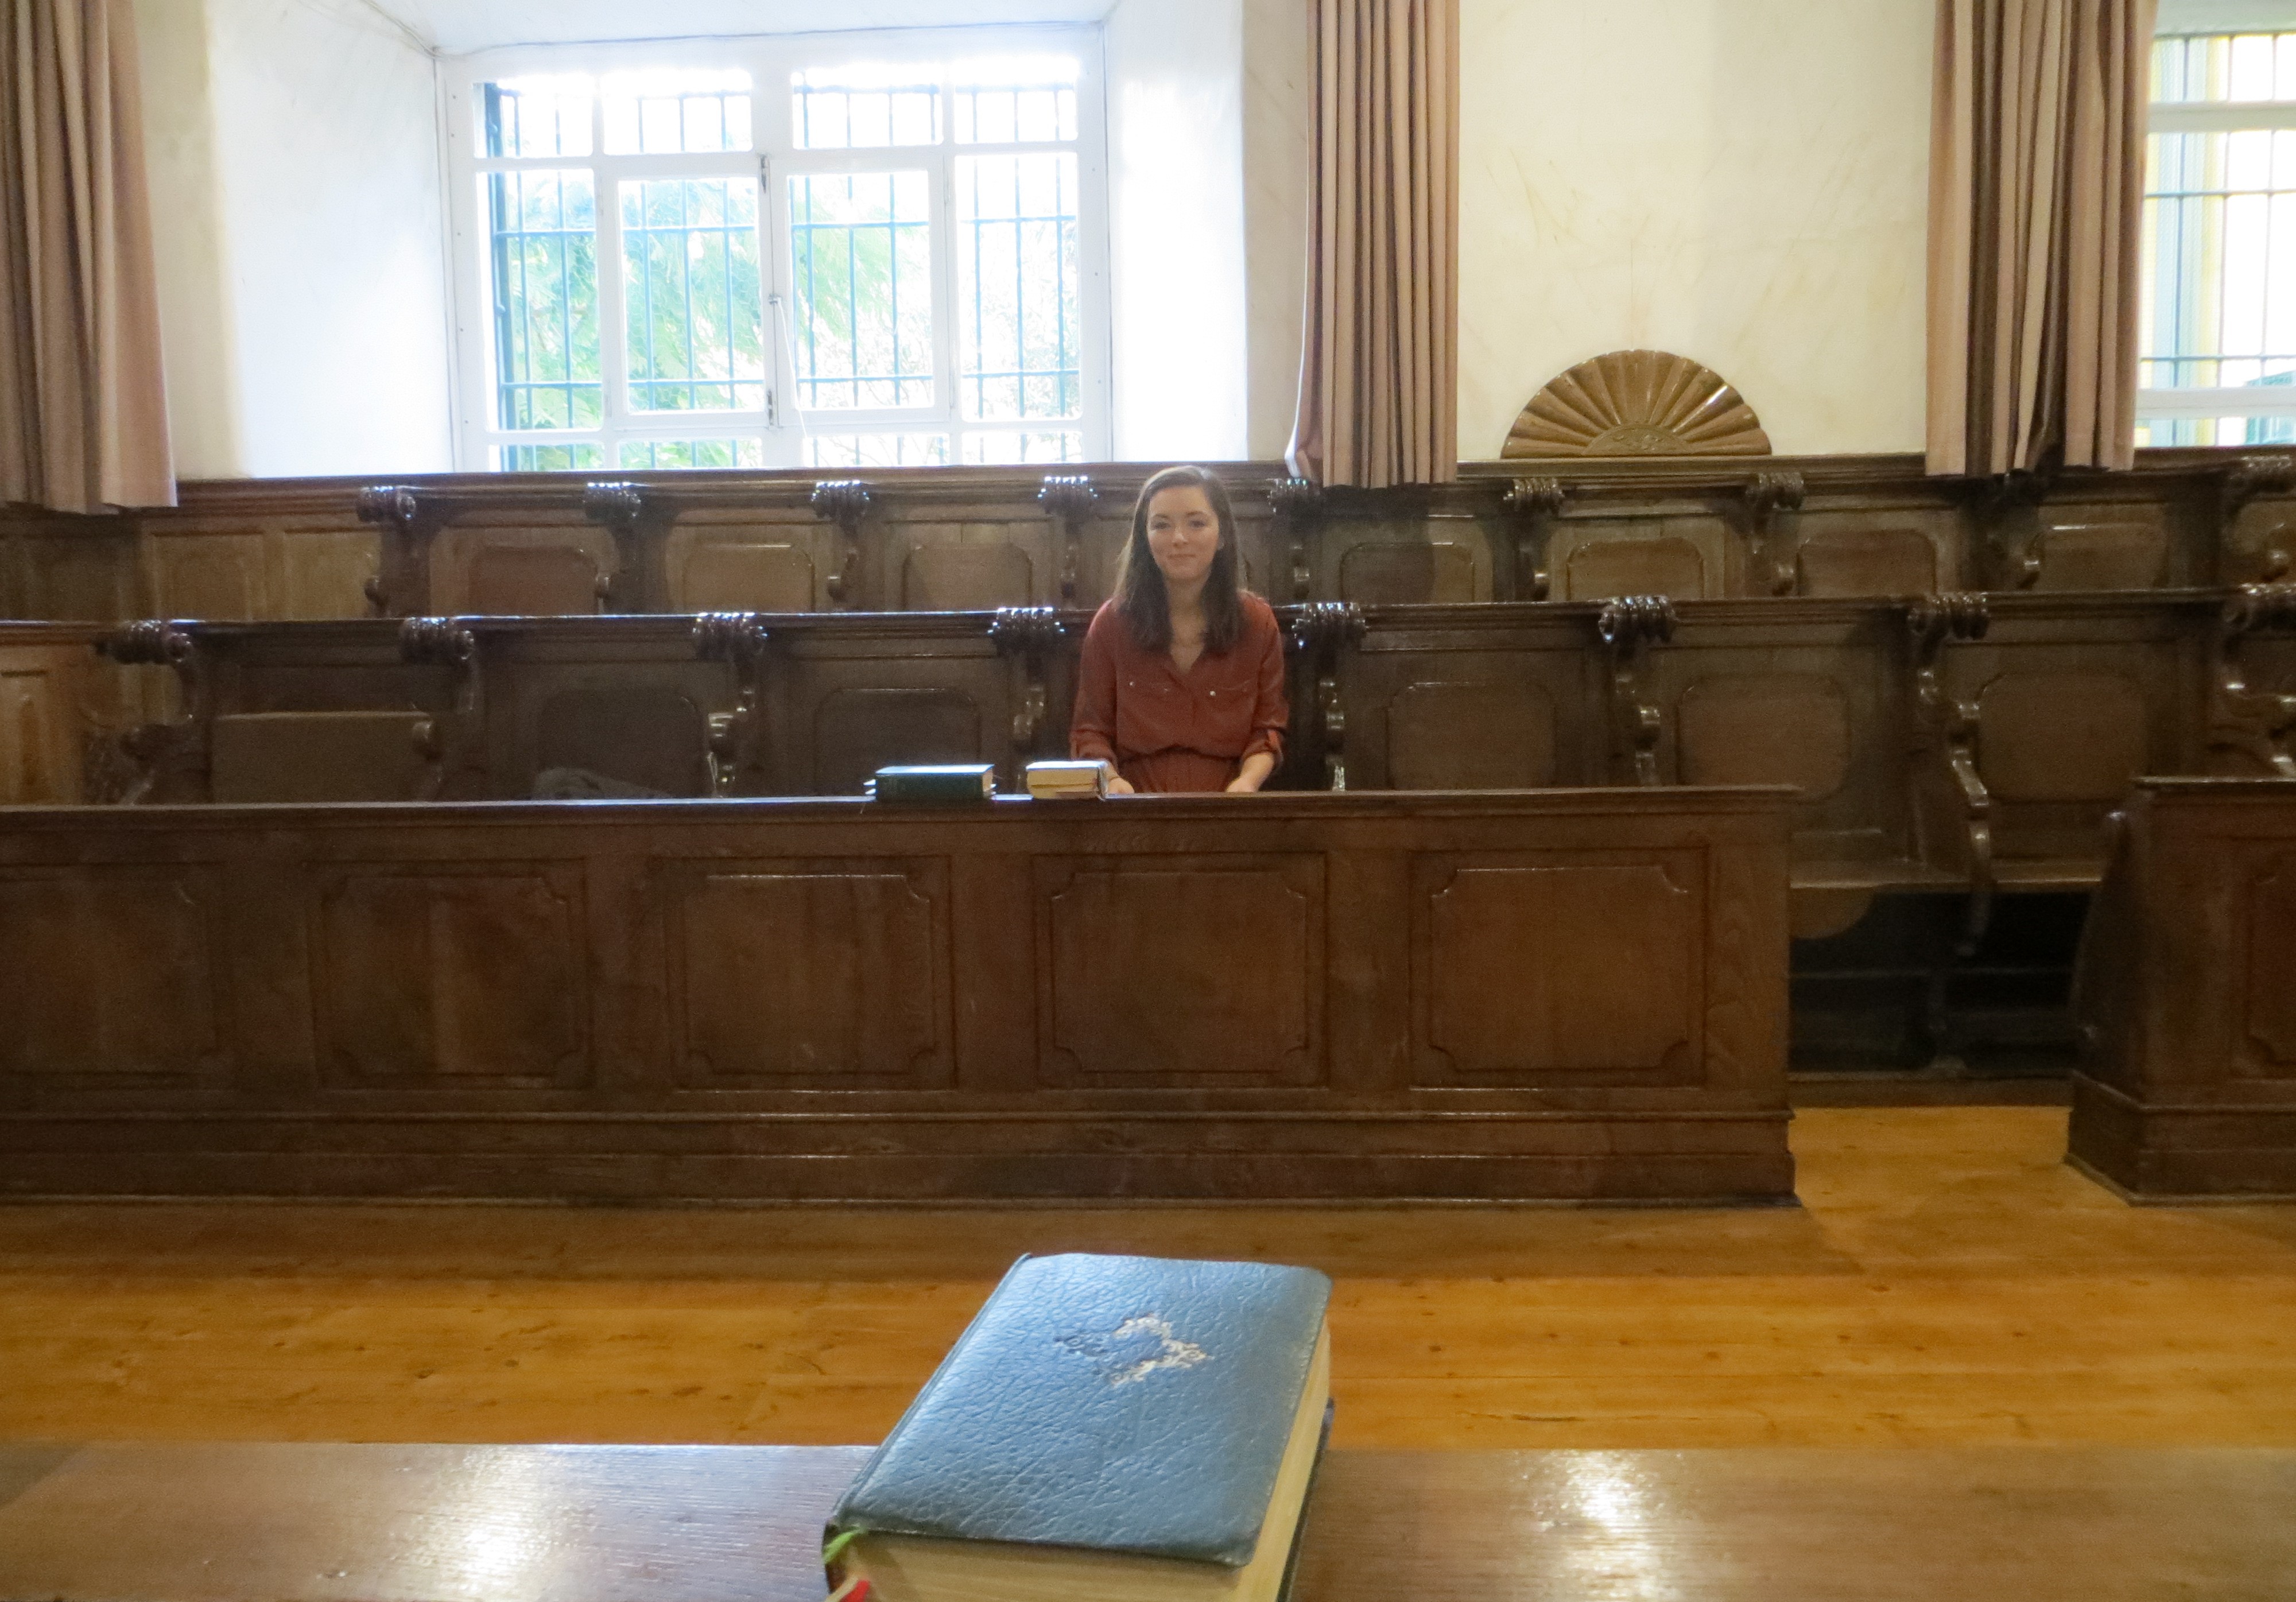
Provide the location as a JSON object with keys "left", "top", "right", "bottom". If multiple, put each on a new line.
{"left": 1457, "top": 0, "right": 1933, "bottom": 459}
{"left": 131, "top": 0, "right": 453, "bottom": 479}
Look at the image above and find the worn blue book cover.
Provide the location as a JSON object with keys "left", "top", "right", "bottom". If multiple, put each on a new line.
{"left": 828, "top": 1252, "right": 1332, "bottom": 1568}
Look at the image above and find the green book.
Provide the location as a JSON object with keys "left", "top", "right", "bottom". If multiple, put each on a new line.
{"left": 867, "top": 765, "right": 996, "bottom": 804}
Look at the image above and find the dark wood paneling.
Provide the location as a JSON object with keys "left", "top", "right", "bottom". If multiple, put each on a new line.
{"left": 314, "top": 865, "right": 590, "bottom": 1089}
{"left": 10, "top": 447, "right": 2296, "bottom": 620}
{"left": 2069, "top": 777, "right": 2296, "bottom": 1198}
{"left": 0, "top": 790, "right": 1793, "bottom": 1203}
{"left": 660, "top": 858, "right": 951, "bottom": 1089}
{"left": 1413, "top": 852, "right": 1703, "bottom": 1087}
{"left": 1034, "top": 855, "right": 1324, "bottom": 1086}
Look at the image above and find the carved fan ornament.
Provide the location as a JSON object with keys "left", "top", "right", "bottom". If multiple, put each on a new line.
{"left": 1503, "top": 350, "right": 1771, "bottom": 458}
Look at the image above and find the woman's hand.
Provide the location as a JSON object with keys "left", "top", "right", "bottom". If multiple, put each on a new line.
{"left": 1225, "top": 752, "right": 1277, "bottom": 793}
{"left": 1107, "top": 775, "right": 1137, "bottom": 795}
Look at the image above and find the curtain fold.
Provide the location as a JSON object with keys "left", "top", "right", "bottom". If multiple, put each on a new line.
{"left": 1288, "top": 0, "right": 1458, "bottom": 489}
{"left": 1, "top": 0, "right": 173, "bottom": 513}
{"left": 1927, "top": 0, "right": 2155, "bottom": 477}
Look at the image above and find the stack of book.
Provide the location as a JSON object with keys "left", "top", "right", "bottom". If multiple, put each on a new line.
{"left": 1024, "top": 759, "right": 1115, "bottom": 799}
{"left": 824, "top": 1252, "right": 1334, "bottom": 1602}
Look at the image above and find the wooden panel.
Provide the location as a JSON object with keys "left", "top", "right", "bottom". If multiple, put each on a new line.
{"left": 211, "top": 712, "right": 430, "bottom": 804}
{"left": 669, "top": 539, "right": 816, "bottom": 612}
{"left": 812, "top": 688, "right": 982, "bottom": 795}
{"left": 2241, "top": 853, "right": 2296, "bottom": 1074}
{"left": 901, "top": 542, "right": 1034, "bottom": 610}
{"left": 1338, "top": 541, "right": 1478, "bottom": 604}
{"left": 314, "top": 868, "right": 589, "bottom": 1088}
{"left": 466, "top": 544, "right": 605, "bottom": 616}
{"left": 2069, "top": 779, "right": 2296, "bottom": 1197}
{"left": 534, "top": 686, "right": 710, "bottom": 796}
{"left": 1678, "top": 674, "right": 1852, "bottom": 798}
{"left": 0, "top": 869, "right": 223, "bottom": 1081}
{"left": 1413, "top": 854, "right": 1701, "bottom": 1086}
{"left": 1977, "top": 671, "right": 2150, "bottom": 802}
{"left": 0, "top": 664, "right": 79, "bottom": 804}
{"left": 149, "top": 536, "right": 265, "bottom": 619}
{"left": 1386, "top": 681, "right": 1556, "bottom": 788}
{"left": 664, "top": 861, "right": 949, "bottom": 1088}
{"left": 2037, "top": 519, "right": 2167, "bottom": 591}
{"left": 1795, "top": 526, "right": 1937, "bottom": 596}
{"left": 1035, "top": 856, "right": 1321, "bottom": 1085}
{"left": 0, "top": 792, "right": 1791, "bottom": 1201}
{"left": 1561, "top": 534, "right": 1706, "bottom": 600}
{"left": 277, "top": 531, "right": 380, "bottom": 620}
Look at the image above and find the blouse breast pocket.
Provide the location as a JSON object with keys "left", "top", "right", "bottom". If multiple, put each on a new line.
{"left": 1115, "top": 674, "right": 1186, "bottom": 753}
{"left": 1199, "top": 673, "right": 1259, "bottom": 754}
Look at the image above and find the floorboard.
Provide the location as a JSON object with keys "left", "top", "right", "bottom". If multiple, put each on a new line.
{"left": 2, "top": 1108, "right": 2292, "bottom": 1448}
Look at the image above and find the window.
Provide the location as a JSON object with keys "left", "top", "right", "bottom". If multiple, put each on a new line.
{"left": 443, "top": 33, "right": 1109, "bottom": 472}
{"left": 2139, "top": 20, "right": 2296, "bottom": 445}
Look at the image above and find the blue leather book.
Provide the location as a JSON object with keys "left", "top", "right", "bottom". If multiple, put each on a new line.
{"left": 825, "top": 1252, "right": 1333, "bottom": 1602}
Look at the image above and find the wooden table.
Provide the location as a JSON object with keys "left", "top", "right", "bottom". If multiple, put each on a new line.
{"left": 1, "top": 1444, "right": 2290, "bottom": 1600}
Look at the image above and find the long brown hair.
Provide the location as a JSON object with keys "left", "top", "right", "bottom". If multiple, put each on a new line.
{"left": 1112, "top": 464, "right": 1245, "bottom": 654}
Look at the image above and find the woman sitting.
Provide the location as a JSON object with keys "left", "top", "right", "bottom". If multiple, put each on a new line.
{"left": 1070, "top": 464, "right": 1289, "bottom": 794}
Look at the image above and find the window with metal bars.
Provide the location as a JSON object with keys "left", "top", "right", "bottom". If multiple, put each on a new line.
{"left": 445, "top": 32, "right": 1108, "bottom": 473}
{"left": 2140, "top": 20, "right": 2296, "bottom": 445}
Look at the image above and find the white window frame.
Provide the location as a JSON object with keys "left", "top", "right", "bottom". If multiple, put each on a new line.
{"left": 439, "top": 26, "right": 1114, "bottom": 472}
{"left": 2141, "top": 13, "right": 2296, "bottom": 435}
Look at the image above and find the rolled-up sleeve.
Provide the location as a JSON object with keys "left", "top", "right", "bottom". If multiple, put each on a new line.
{"left": 1068, "top": 603, "right": 1120, "bottom": 765}
{"left": 1240, "top": 604, "right": 1289, "bottom": 765}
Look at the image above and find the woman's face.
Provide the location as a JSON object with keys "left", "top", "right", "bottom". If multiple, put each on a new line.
{"left": 1144, "top": 484, "right": 1221, "bottom": 588}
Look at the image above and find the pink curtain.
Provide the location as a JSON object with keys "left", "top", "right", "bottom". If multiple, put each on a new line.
{"left": 1, "top": 0, "right": 173, "bottom": 513}
{"left": 1927, "top": 0, "right": 2156, "bottom": 476}
{"left": 1288, "top": 0, "right": 1459, "bottom": 489}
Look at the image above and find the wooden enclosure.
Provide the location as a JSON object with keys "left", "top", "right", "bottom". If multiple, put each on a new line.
{"left": 0, "top": 789, "right": 1793, "bottom": 1204}
{"left": 2069, "top": 778, "right": 2296, "bottom": 1199}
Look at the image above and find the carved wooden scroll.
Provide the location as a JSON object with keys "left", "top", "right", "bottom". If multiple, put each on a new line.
{"left": 2221, "top": 453, "right": 2296, "bottom": 581}
{"left": 1906, "top": 592, "right": 1994, "bottom": 955}
{"left": 1972, "top": 468, "right": 2055, "bottom": 589}
{"left": 809, "top": 480, "right": 872, "bottom": 607}
{"left": 1500, "top": 476, "right": 1567, "bottom": 600}
{"left": 1595, "top": 595, "right": 1676, "bottom": 785}
{"left": 1742, "top": 470, "right": 1806, "bottom": 596}
{"left": 397, "top": 617, "right": 478, "bottom": 800}
{"left": 2209, "top": 583, "right": 2296, "bottom": 777}
{"left": 1269, "top": 478, "right": 1325, "bottom": 602}
{"left": 1289, "top": 601, "right": 1365, "bottom": 789}
{"left": 692, "top": 611, "right": 771, "bottom": 795}
{"left": 95, "top": 620, "right": 201, "bottom": 803}
{"left": 580, "top": 481, "right": 653, "bottom": 611}
{"left": 1038, "top": 475, "right": 1098, "bottom": 603}
{"left": 1503, "top": 350, "right": 1771, "bottom": 457}
{"left": 354, "top": 484, "right": 426, "bottom": 615}
{"left": 989, "top": 606, "right": 1066, "bottom": 759}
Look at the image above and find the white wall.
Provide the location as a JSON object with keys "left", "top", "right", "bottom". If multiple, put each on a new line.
{"left": 1103, "top": 0, "right": 1252, "bottom": 460}
{"left": 1457, "top": 0, "right": 1933, "bottom": 459}
{"left": 1241, "top": 0, "right": 1309, "bottom": 460}
{"left": 133, "top": 0, "right": 452, "bottom": 479}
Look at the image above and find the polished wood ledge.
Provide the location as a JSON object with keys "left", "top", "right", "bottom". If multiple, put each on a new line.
{"left": 0, "top": 1442, "right": 2290, "bottom": 1601}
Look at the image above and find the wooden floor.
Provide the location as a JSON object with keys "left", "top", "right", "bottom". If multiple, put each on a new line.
{"left": 3, "top": 1107, "right": 2293, "bottom": 1449}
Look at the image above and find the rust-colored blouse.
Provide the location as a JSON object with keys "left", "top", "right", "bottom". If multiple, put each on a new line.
{"left": 1069, "top": 594, "right": 1289, "bottom": 793}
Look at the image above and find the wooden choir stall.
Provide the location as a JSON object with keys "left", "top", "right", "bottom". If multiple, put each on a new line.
{"left": 7, "top": 452, "right": 2296, "bottom": 1202}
